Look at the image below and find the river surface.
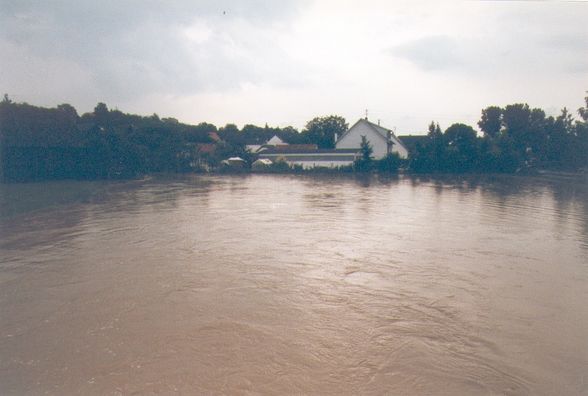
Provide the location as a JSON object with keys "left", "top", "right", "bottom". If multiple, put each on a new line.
{"left": 0, "top": 174, "right": 587, "bottom": 395}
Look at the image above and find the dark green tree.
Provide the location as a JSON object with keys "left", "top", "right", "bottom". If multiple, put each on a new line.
{"left": 443, "top": 123, "right": 479, "bottom": 172}
{"left": 354, "top": 135, "right": 373, "bottom": 172}
{"left": 501, "top": 103, "right": 535, "bottom": 167}
{"left": 302, "top": 115, "right": 347, "bottom": 148}
{"left": 376, "top": 153, "right": 401, "bottom": 173}
{"left": 428, "top": 121, "right": 444, "bottom": 171}
{"left": 575, "top": 95, "right": 588, "bottom": 168}
{"left": 503, "top": 104, "right": 531, "bottom": 132}
{"left": 578, "top": 92, "right": 588, "bottom": 122}
{"left": 218, "top": 123, "right": 241, "bottom": 144}
{"left": 408, "top": 121, "right": 444, "bottom": 173}
{"left": 93, "top": 102, "right": 108, "bottom": 116}
{"left": 478, "top": 106, "right": 502, "bottom": 138}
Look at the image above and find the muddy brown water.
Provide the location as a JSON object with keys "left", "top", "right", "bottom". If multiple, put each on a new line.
{"left": 1, "top": 174, "right": 587, "bottom": 395}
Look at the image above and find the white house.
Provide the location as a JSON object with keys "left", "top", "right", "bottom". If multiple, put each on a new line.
{"left": 336, "top": 118, "right": 408, "bottom": 159}
{"left": 266, "top": 135, "right": 286, "bottom": 146}
{"left": 258, "top": 148, "right": 359, "bottom": 169}
{"left": 256, "top": 119, "right": 408, "bottom": 169}
{"left": 246, "top": 134, "right": 288, "bottom": 153}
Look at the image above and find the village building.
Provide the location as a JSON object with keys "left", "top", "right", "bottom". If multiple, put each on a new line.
{"left": 252, "top": 158, "right": 273, "bottom": 170}
{"left": 258, "top": 148, "right": 359, "bottom": 169}
{"left": 335, "top": 118, "right": 409, "bottom": 159}
{"left": 257, "top": 118, "right": 408, "bottom": 169}
{"left": 221, "top": 156, "right": 247, "bottom": 168}
{"left": 246, "top": 134, "right": 288, "bottom": 154}
{"left": 266, "top": 135, "right": 286, "bottom": 146}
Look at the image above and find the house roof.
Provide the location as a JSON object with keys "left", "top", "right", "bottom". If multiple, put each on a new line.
{"left": 253, "top": 158, "right": 273, "bottom": 165}
{"left": 196, "top": 143, "right": 216, "bottom": 154}
{"left": 246, "top": 144, "right": 263, "bottom": 153}
{"left": 266, "top": 135, "right": 286, "bottom": 145}
{"left": 260, "top": 147, "right": 359, "bottom": 155}
{"left": 259, "top": 153, "right": 357, "bottom": 162}
{"left": 208, "top": 132, "right": 222, "bottom": 142}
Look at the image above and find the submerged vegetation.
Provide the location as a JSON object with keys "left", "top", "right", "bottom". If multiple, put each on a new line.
{"left": 1, "top": 93, "right": 587, "bottom": 182}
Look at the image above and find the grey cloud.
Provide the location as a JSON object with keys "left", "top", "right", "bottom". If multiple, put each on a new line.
{"left": 389, "top": 35, "right": 463, "bottom": 71}
{"left": 539, "top": 33, "right": 588, "bottom": 73}
{"left": 0, "top": 0, "right": 307, "bottom": 106}
{"left": 388, "top": 29, "right": 588, "bottom": 77}
{"left": 387, "top": 2, "right": 588, "bottom": 77}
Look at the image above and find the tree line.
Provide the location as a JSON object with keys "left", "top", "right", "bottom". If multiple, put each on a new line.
{"left": 0, "top": 96, "right": 352, "bottom": 181}
{"left": 1, "top": 93, "right": 587, "bottom": 182}
{"left": 410, "top": 96, "right": 588, "bottom": 173}
{"left": 0, "top": 98, "right": 214, "bottom": 181}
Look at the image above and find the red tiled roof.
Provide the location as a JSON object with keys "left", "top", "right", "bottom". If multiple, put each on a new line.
{"left": 208, "top": 132, "right": 222, "bottom": 142}
{"left": 197, "top": 143, "right": 216, "bottom": 154}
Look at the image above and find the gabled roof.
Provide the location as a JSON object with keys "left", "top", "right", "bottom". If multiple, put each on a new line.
{"left": 337, "top": 118, "right": 408, "bottom": 151}
{"left": 245, "top": 144, "right": 263, "bottom": 153}
{"left": 260, "top": 147, "right": 359, "bottom": 155}
{"left": 266, "top": 135, "right": 286, "bottom": 145}
{"left": 208, "top": 131, "right": 222, "bottom": 142}
{"left": 196, "top": 143, "right": 216, "bottom": 154}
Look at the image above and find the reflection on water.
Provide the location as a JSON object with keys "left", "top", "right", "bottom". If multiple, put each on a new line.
{"left": 0, "top": 174, "right": 587, "bottom": 395}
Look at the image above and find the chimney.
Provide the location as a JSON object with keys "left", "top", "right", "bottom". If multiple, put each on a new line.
{"left": 378, "top": 119, "right": 380, "bottom": 126}
{"left": 334, "top": 133, "right": 338, "bottom": 145}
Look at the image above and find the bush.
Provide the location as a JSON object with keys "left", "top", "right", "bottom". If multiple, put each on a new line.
{"left": 376, "top": 153, "right": 401, "bottom": 173}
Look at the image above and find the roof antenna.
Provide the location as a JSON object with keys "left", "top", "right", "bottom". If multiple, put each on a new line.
{"left": 365, "top": 109, "right": 368, "bottom": 120}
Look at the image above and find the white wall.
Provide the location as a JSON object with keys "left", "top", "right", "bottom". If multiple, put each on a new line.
{"left": 288, "top": 160, "right": 354, "bottom": 169}
{"left": 389, "top": 136, "right": 409, "bottom": 159}
{"left": 336, "top": 122, "right": 388, "bottom": 159}
{"left": 336, "top": 120, "right": 408, "bottom": 159}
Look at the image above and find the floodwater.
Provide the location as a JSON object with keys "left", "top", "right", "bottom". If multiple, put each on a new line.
{"left": 0, "top": 174, "right": 587, "bottom": 395}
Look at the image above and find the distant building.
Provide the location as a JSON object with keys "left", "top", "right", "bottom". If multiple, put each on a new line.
{"left": 336, "top": 118, "right": 408, "bottom": 159}
{"left": 221, "top": 157, "right": 247, "bottom": 168}
{"left": 195, "top": 143, "right": 216, "bottom": 155}
{"left": 208, "top": 131, "right": 222, "bottom": 143}
{"left": 245, "top": 144, "right": 264, "bottom": 154}
{"left": 252, "top": 158, "right": 273, "bottom": 170}
{"left": 246, "top": 135, "right": 288, "bottom": 154}
{"left": 257, "top": 118, "right": 409, "bottom": 169}
{"left": 266, "top": 135, "right": 286, "bottom": 146}
{"left": 259, "top": 148, "right": 359, "bottom": 169}
{"left": 264, "top": 144, "right": 318, "bottom": 152}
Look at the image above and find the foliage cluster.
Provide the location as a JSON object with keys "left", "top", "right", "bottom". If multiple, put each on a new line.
{"left": 1, "top": 93, "right": 587, "bottom": 182}
{"left": 0, "top": 98, "right": 217, "bottom": 181}
{"left": 410, "top": 96, "right": 588, "bottom": 173}
{"left": 0, "top": 102, "right": 352, "bottom": 181}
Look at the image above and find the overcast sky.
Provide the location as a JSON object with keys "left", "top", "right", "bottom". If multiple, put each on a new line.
{"left": 1, "top": 0, "right": 587, "bottom": 134}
